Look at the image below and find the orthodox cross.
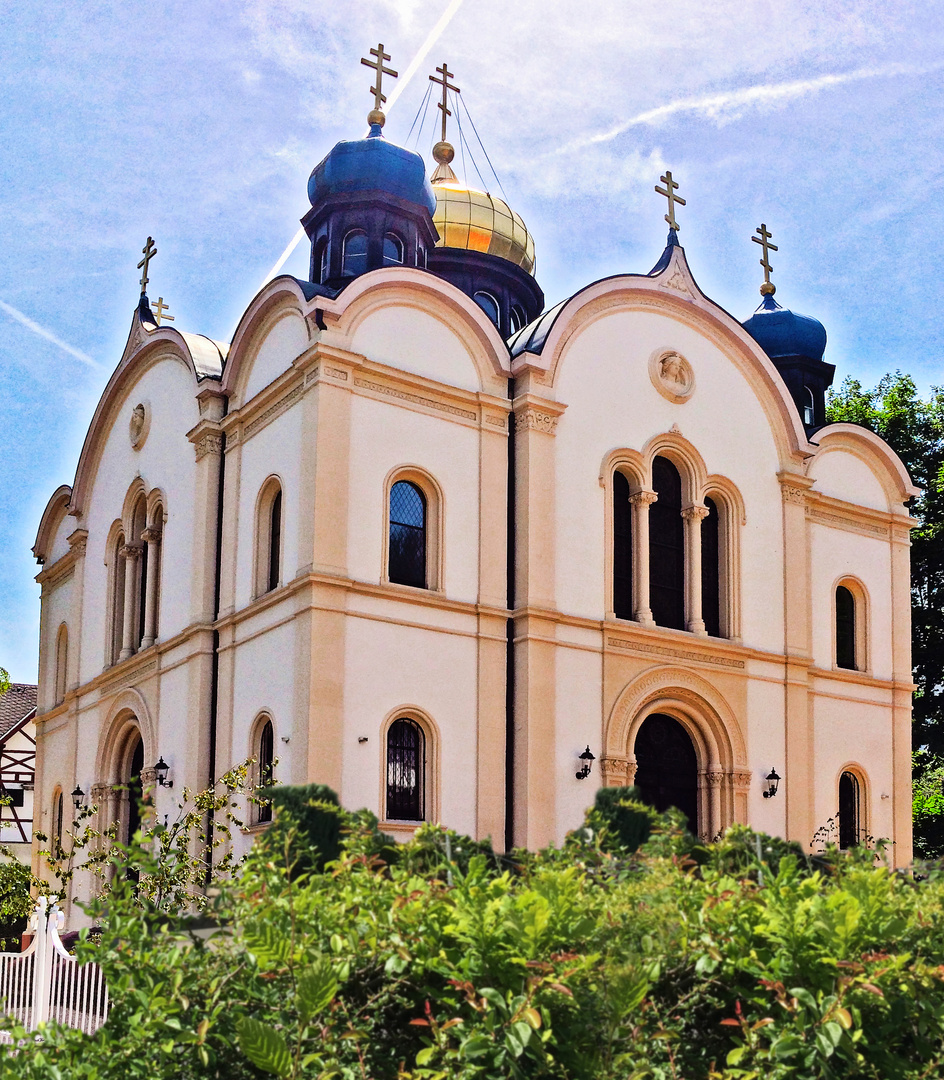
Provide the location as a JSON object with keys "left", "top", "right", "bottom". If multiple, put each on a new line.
{"left": 429, "top": 62, "right": 460, "bottom": 143}
{"left": 152, "top": 297, "right": 174, "bottom": 325}
{"left": 654, "top": 171, "right": 686, "bottom": 231}
{"left": 752, "top": 223, "right": 778, "bottom": 295}
{"left": 361, "top": 43, "right": 397, "bottom": 111}
{"left": 137, "top": 236, "right": 157, "bottom": 296}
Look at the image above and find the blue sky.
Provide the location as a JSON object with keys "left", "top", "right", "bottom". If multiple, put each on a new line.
{"left": 2, "top": 0, "right": 943, "bottom": 682}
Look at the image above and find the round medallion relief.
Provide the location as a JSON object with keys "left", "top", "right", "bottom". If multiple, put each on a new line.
{"left": 129, "top": 401, "right": 150, "bottom": 450}
{"left": 649, "top": 349, "right": 695, "bottom": 404}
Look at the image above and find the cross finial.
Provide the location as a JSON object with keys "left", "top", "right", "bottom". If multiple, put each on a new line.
{"left": 137, "top": 236, "right": 157, "bottom": 297}
{"left": 152, "top": 297, "right": 174, "bottom": 325}
{"left": 751, "top": 223, "right": 778, "bottom": 296}
{"left": 429, "top": 62, "right": 460, "bottom": 144}
{"left": 361, "top": 43, "right": 397, "bottom": 126}
{"left": 654, "top": 171, "right": 686, "bottom": 232}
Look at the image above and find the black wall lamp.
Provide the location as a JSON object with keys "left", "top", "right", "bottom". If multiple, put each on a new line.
{"left": 762, "top": 767, "right": 781, "bottom": 799}
{"left": 154, "top": 757, "right": 173, "bottom": 788}
{"left": 71, "top": 785, "right": 85, "bottom": 811}
{"left": 575, "top": 746, "right": 595, "bottom": 780}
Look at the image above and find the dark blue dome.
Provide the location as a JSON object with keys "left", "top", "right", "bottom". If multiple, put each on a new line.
{"left": 741, "top": 292, "right": 827, "bottom": 361}
{"left": 308, "top": 126, "right": 436, "bottom": 215}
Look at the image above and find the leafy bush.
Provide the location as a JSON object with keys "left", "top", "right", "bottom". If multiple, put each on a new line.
{"left": 6, "top": 792, "right": 944, "bottom": 1079}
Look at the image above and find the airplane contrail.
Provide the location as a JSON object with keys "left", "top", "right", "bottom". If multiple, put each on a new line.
{"left": 0, "top": 299, "right": 100, "bottom": 370}
{"left": 552, "top": 62, "right": 935, "bottom": 156}
{"left": 260, "top": 0, "right": 466, "bottom": 288}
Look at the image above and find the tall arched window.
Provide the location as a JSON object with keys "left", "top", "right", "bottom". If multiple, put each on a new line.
{"left": 130, "top": 495, "right": 148, "bottom": 652}
{"left": 388, "top": 481, "right": 427, "bottom": 589}
{"left": 255, "top": 481, "right": 283, "bottom": 597}
{"left": 110, "top": 531, "right": 126, "bottom": 666}
{"left": 383, "top": 233, "right": 403, "bottom": 266}
{"left": 257, "top": 718, "right": 274, "bottom": 824}
{"left": 52, "top": 788, "right": 64, "bottom": 849}
{"left": 836, "top": 585, "right": 856, "bottom": 669}
{"left": 839, "top": 770, "right": 860, "bottom": 848}
{"left": 473, "top": 291, "right": 500, "bottom": 325}
{"left": 613, "top": 471, "right": 633, "bottom": 619}
{"left": 803, "top": 386, "right": 815, "bottom": 426}
{"left": 701, "top": 497, "right": 721, "bottom": 638}
{"left": 650, "top": 456, "right": 685, "bottom": 630}
{"left": 386, "top": 718, "right": 425, "bottom": 821}
{"left": 54, "top": 624, "right": 68, "bottom": 705}
{"left": 124, "top": 733, "right": 145, "bottom": 846}
{"left": 315, "top": 239, "right": 328, "bottom": 283}
{"left": 342, "top": 229, "right": 368, "bottom": 276}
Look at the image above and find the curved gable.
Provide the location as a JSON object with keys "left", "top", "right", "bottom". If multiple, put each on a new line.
{"left": 807, "top": 424, "right": 919, "bottom": 511}
{"left": 33, "top": 485, "right": 73, "bottom": 565}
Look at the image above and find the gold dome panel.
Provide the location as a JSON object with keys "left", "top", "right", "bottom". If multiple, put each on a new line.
{"left": 432, "top": 182, "right": 535, "bottom": 275}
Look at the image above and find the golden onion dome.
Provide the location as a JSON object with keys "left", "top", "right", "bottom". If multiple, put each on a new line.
{"left": 429, "top": 146, "right": 535, "bottom": 275}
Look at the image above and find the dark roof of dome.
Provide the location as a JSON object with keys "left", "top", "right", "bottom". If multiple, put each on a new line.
{"left": 308, "top": 125, "right": 437, "bottom": 215}
{"left": 741, "top": 292, "right": 827, "bottom": 362}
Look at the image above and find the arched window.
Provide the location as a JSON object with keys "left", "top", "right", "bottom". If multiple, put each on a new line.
{"left": 613, "top": 471, "right": 633, "bottom": 619}
{"left": 386, "top": 718, "right": 425, "bottom": 821}
{"left": 803, "top": 386, "right": 815, "bottom": 426}
{"left": 124, "top": 733, "right": 145, "bottom": 847}
{"left": 315, "top": 239, "right": 328, "bottom": 284}
{"left": 836, "top": 585, "right": 856, "bottom": 669}
{"left": 388, "top": 481, "right": 427, "bottom": 589}
{"left": 383, "top": 233, "right": 403, "bottom": 266}
{"left": 473, "top": 291, "right": 500, "bottom": 325}
{"left": 510, "top": 305, "right": 527, "bottom": 334}
{"left": 109, "top": 531, "right": 126, "bottom": 666}
{"left": 342, "top": 229, "right": 368, "bottom": 276}
{"left": 54, "top": 624, "right": 68, "bottom": 706}
{"left": 650, "top": 457, "right": 685, "bottom": 630}
{"left": 256, "top": 718, "right": 274, "bottom": 824}
{"left": 141, "top": 506, "right": 163, "bottom": 649}
{"left": 255, "top": 481, "right": 283, "bottom": 597}
{"left": 839, "top": 770, "right": 860, "bottom": 848}
{"left": 701, "top": 497, "right": 721, "bottom": 637}
{"left": 52, "top": 788, "right": 64, "bottom": 849}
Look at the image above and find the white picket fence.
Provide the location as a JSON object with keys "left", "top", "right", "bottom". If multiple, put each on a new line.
{"left": 0, "top": 896, "right": 109, "bottom": 1041}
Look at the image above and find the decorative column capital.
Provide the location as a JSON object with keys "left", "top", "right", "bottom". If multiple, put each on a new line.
{"left": 195, "top": 431, "right": 224, "bottom": 460}
{"left": 141, "top": 526, "right": 162, "bottom": 544}
{"left": 703, "top": 768, "right": 725, "bottom": 788}
{"left": 119, "top": 543, "right": 142, "bottom": 561}
{"left": 67, "top": 528, "right": 89, "bottom": 556}
{"left": 731, "top": 768, "right": 752, "bottom": 791}
{"left": 682, "top": 503, "right": 710, "bottom": 522}
{"left": 629, "top": 489, "right": 658, "bottom": 508}
{"left": 89, "top": 783, "right": 110, "bottom": 804}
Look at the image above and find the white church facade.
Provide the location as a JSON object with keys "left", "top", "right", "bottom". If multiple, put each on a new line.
{"left": 31, "top": 64, "right": 919, "bottom": 904}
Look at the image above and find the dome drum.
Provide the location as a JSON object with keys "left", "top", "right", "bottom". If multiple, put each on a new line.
{"left": 426, "top": 247, "right": 544, "bottom": 338}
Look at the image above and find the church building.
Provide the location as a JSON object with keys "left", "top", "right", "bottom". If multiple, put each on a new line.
{"left": 31, "top": 51, "right": 919, "bottom": 908}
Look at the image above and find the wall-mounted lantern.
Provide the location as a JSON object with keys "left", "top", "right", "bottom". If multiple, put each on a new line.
{"left": 154, "top": 756, "right": 173, "bottom": 789}
{"left": 762, "top": 767, "right": 781, "bottom": 799}
{"left": 71, "top": 785, "right": 85, "bottom": 811}
{"left": 575, "top": 746, "right": 596, "bottom": 780}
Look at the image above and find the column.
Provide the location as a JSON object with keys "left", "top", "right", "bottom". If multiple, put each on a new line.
{"left": 682, "top": 504, "right": 709, "bottom": 635}
{"left": 140, "top": 527, "right": 161, "bottom": 648}
{"left": 629, "top": 490, "right": 657, "bottom": 625}
{"left": 118, "top": 544, "right": 141, "bottom": 661}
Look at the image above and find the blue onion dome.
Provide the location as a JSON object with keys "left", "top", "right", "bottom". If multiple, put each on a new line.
{"left": 742, "top": 291, "right": 827, "bottom": 361}
{"left": 307, "top": 123, "right": 436, "bottom": 216}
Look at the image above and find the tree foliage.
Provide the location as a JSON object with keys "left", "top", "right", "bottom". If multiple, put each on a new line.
{"left": 6, "top": 788, "right": 944, "bottom": 1078}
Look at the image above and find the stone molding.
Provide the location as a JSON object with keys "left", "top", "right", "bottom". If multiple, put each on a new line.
{"left": 606, "top": 636, "right": 745, "bottom": 669}
{"left": 354, "top": 377, "right": 476, "bottom": 421}
{"left": 68, "top": 529, "right": 89, "bottom": 556}
{"left": 194, "top": 432, "right": 223, "bottom": 460}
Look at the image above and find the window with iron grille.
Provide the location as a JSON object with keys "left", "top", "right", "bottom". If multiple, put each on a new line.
{"left": 386, "top": 718, "right": 425, "bottom": 821}
{"left": 389, "top": 481, "right": 427, "bottom": 588}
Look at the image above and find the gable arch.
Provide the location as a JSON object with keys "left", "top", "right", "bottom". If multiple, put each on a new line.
{"left": 807, "top": 424, "right": 918, "bottom": 511}
{"left": 517, "top": 274, "right": 812, "bottom": 468}
{"left": 33, "top": 485, "right": 74, "bottom": 565}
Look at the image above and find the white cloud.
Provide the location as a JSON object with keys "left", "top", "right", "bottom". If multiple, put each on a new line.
{"left": 0, "top": 300, "right": 101, "bottom": 370}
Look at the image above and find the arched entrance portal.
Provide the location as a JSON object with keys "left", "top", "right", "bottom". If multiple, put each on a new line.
{"left": 633, "top": 713, "right": 698, "bottom": 834}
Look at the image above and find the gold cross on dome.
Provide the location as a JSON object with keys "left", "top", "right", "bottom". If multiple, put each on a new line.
{"left": 654, "top": 171, "right": 686, "bottom": 231}
{"left": 361, "top": 43, "right": 397, "bottom": 111}
{"left": 752, "top": 223, "right": 778, "bottom": 294}
{"left": 137, "top": 236, "right": 157, "bottom": 296}
{"left": 429, "top": 62, "right": 460, "bottom": 143}
{"left": 152, "top": 297, "right": 174, "bottom": 325}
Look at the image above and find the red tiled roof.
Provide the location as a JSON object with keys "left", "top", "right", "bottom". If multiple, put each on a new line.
{"left": 0, "top": 684, "right": 37, "bottom": 740}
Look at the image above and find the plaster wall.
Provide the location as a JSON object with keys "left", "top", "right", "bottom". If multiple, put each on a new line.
{"left": 554, "top": 642, "right": 605, "bottom": 844}
{"left": 809, "top": 449, "right": 889, "bottom": 512}
{"left": 242, "top": 311, "right": 309, "bottom": 404}
{"left": 349, "top": 306, "right": 482, "bottom": 392}
{"left": 47, "top": 512, "right": 73, "bottom": 567}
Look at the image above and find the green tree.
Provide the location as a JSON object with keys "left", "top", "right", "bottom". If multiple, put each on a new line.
{"left": 826, "top": 374, "right": 944, "bottom": 854}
